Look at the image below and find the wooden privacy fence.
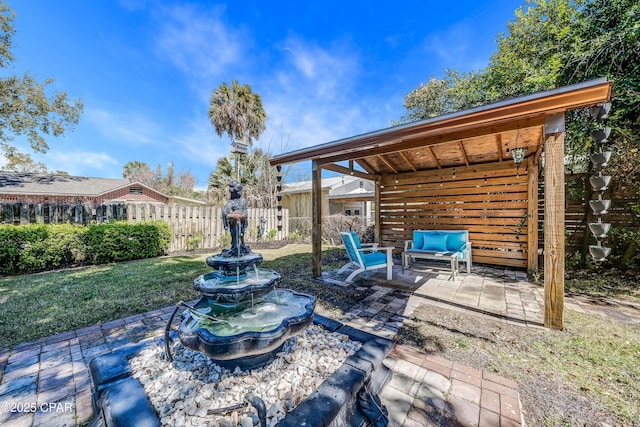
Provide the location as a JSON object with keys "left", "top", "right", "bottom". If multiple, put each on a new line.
{"left": 124, "top": 203, "right": 289, "bottom": 252}
{"left": 0, "top": 202, "right": 289, "bottom": 252}
{"left": 539, "top": 174, "right": 639, "bottom": 253}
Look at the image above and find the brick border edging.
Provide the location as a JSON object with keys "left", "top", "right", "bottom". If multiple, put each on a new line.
{"left": 88, "top": 314, "right": 394, "bottom": 427}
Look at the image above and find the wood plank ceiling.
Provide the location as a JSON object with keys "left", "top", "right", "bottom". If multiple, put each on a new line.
{"left": 356, "top": 125, "right": 543, "bottom": 176}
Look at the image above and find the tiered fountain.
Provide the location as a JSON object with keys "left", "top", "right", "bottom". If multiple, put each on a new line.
{"left": 588, "top": 103, "right": 613, "bottom": 262}
{"left": 173, "top": 180, "right": 316, "bottom": 370}
{"left": 88, "top": 181, "right": 393, "bottom": 427}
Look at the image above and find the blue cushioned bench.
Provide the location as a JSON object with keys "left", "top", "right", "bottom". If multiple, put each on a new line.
{"left": 403, "top": 230, "right": 472, "bottom": 280}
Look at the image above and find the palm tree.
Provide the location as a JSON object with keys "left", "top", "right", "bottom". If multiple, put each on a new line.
{"left": 208, "top": 80, "right": 267, "bottom": 180}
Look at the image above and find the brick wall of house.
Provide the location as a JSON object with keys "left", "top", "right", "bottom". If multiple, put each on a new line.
{"left": 0, "top": 185, "right": 168, "bottom": 206}
{"left": 102, "top": 185, "right": 169, "bottom": 203}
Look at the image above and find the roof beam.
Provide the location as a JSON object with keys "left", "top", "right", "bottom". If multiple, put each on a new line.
{"left": 427, "top": 146, "right": 442, "bottom": 169}
{"left": 496, "top": 134, "right": 504, "bottom": 161}
{"left": 310, "top": 115, "right": 546, "bottom": 166}
{"left": 399, "top": 151, "right": 417, "bottom": 172}
{"left": 319, "top": 162, "right": 379, "bottom": 181}
{"left": 356, "top": 158, "right": 376, "bottom": 175}
{"left": 377, "top": 154, "right": 398, "bottom": 174}
{"left": 457, "top": 141, "right": 470, "bottom": 166}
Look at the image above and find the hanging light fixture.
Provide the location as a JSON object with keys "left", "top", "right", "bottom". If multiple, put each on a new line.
{"left": 509, "top": 128, "right": 527, "bottom": 169}
{"left": 505, "top": 128, "right": 528, "bottom": 179}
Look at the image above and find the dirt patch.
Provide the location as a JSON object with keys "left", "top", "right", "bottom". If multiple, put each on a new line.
{"left": 395, "top": 303, "right": 637, "bottom": 426}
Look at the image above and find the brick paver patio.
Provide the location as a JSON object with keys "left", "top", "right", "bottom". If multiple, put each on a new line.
{"left": 2, "top": 263, "right": 638, "bottom": 426}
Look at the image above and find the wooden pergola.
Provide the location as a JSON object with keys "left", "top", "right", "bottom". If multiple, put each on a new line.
{"left": 270, "top": 78, "right": 612, "bottom": 329}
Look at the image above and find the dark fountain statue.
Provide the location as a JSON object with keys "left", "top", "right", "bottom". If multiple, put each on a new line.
{"left": 221, "top": 181, "right": 251, "bottom": 257}
{"left": 174, "top": 181, "right": 316, "bottom": 370}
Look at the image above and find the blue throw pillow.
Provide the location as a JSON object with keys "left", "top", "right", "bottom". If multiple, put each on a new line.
{"left": 446, "top": 232, "right": 467, "bottom": 252}
{"left": 423, "top": 234, "right": 448, "bottom": 251}
{"left": 412, "top": 231, "right": 424, "bottom": 249}
{"left": 413, "top": 231, "right": 437, "bottom": 250}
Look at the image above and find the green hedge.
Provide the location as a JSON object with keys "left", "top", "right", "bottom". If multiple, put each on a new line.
{"left": 0, "top": 221, "right": 171, "bottom": 275}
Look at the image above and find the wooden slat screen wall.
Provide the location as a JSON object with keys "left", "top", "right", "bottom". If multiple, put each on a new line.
{"left": 378, "top": 162, "right": 530, "bottom": 268}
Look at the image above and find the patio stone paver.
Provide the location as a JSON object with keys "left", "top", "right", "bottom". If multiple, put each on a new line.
{"left": 2, "top": 263, "right": 639, "bottom": 426}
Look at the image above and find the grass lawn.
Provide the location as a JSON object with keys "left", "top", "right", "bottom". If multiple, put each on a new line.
{"left": 1, "top": 243, "right": 639, "bottom": 425}
{"left": 0, "top": 244, "right": 351, "bottom": 349}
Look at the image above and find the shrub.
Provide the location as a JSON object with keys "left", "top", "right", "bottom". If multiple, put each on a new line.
{"left": 0, "top": 221, "right": 171, "bottom": 275}
{"left": 187, "top": 234, "right": 203, "bottom": 251}
{"left": 286, "top": 230, "right": 306, "bottom": 243}
{"left": 264, "top": 229, "right": 277, "bottom": 242}
{"left": 83, "top": 221, "right": 171, "bottom": 264}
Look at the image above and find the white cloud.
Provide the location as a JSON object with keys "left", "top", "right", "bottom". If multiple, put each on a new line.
{"left": 39, "top": 150, "right": 120, "bottom": 176}
{"left": 152, "top": 15, "right": 394, "bottom": 161}
{"left": 86, "top": 107, "right": 164, "bottom": 146}
{"left": 422, "top": 21, "right": 473, "bottom": 68}
{"left": 154, "top": 4, "right": 246, "bottom": 80}
{"left": 171, "top": 116, "right": 228, "bottom": 170}
{"left": 258, "top": 37, "right": 385, "bottom": 152}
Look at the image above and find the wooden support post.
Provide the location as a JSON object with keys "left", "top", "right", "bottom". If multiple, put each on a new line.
{"left": 311, "top": 160, "right": 323, "bottom": 278}
{"left": 374, "top": 179, "right": 381, "bottom": 244}
{"left": 544, "top": 114, "right": 565, "bottom": 330}
{"left": 527, "top": 157, "right": 539, "bottom": 272}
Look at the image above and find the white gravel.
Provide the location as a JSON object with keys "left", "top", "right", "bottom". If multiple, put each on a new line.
{"left": 130, "top": 325, "right": 361, "bottom": 427}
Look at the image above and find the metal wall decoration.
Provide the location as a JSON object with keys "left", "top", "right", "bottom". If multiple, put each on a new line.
{"left": 588, "top": 102, "right": 613, "bottom": 262}
{"left": 276, "top": 165, "right": 283, "bottom": 231}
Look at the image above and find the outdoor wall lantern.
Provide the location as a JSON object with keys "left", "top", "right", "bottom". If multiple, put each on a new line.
{"left": 511, "top": 146, "right": 527, "bottom": 168}
{"left": 507, "top": 128, "right": 527, "bottom": 176}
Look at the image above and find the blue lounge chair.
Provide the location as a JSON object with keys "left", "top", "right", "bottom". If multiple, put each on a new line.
{"left": 338, "top": 231, "right": 393, "bottom": 282}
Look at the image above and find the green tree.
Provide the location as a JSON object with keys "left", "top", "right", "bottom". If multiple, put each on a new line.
{"left": 123, "top": 160, "right": 154, "bottom": 183}
{"left": 397, "top": 0, "right": 640, "bottom": 268}
{"left": 0, "top": 2, "right": 83, "bottom": 172}
{"left": 123, "top": 160, "right": 198, "bottom": 199}
{"left": 395, "top": 70, "right": 492, "bottom": 123}
{"left": 207, "top": 148, "right": 279, "bottom": 208}
{"left": 208, "top": 80, "right": 267, "bottom": 180}
{"left": 208, "top": 80, "right": 267, "bottom": 145}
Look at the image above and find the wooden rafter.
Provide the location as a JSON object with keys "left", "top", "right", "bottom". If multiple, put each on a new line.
{"left": 457, "top": 141, "right": 470, "bottom": 166}
{"left": 377, "top": 154, "right": 398, "bottom": 174}
{"left": 496, "top": 134, "right": 504, "bottom": 161}
{"left": 356, "top": 158, "right": 376, "bottom": 174}
{"left": 426, "top": 146, "right": 442, "bottom": 169}
{"left": 320, "top": 162, "right": 379, "bottom": 181}
{"left": 270, "top": 79, "right": 611, "bottom": 168}
{"left": 399, "top": 151, "right": 417, "bottom": 172}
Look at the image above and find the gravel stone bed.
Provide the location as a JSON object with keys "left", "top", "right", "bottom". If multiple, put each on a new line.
{"left": 130, "top": 325, "right": 362, "bottom": 427}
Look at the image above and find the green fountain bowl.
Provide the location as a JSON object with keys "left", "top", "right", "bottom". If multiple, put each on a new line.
{"left": 178, "top": 289, "right": 316, "bottom": 370}
{"left": 193, "top": 268, "right": 280, "bottom": 302}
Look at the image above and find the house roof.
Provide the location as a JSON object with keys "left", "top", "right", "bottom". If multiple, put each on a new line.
{"left": 282, "top": 175, "right": 374, "bottom": 202}
{"left": 282, "top": 175, "right": 372, "bottom": 194}
{"left": 0, "top": 172, "right": 164, "bottom": 197}
{"left": 270, "top": 78, "right": 612, "bottom": 177}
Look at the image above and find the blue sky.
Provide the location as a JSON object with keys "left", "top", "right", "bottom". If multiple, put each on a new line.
{"left": 7, "top": 0, "right": 524, "bottom": 187}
